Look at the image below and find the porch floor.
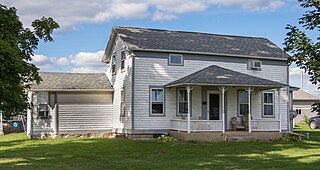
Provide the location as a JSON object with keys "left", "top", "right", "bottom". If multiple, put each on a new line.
{"left": 170, "top": 131, "right": 282, "bottom": 142}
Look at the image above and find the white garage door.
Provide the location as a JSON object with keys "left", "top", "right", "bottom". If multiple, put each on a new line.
{"left": 57, "top": 92, "right": 113, "bottom": 132}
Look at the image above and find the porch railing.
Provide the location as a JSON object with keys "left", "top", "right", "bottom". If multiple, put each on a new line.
{"left": 251, "top": 119, "right": 280, "bottom": 132}
{"left": 170, "top": 119, "right": 223, "bottom": 132}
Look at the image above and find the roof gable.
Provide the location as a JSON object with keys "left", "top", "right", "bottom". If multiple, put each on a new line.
{"left": 293, "top": 90, "right": 319, "bottom": 101}
{"left": 105, "top": 26, "right": 289, "bottom": 61}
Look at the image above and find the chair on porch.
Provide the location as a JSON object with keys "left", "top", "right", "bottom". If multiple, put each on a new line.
{"left": 231, "top": 117, "right": 238, "bottom": 131}
{"left": 242, "top": 113, "right": 248, "bottom": 131}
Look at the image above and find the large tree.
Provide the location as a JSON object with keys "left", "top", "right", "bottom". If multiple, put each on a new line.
{"left": 0, "top": 4, "right": 59, "bottom": 119}
{"left": 284, "top": 0, "right": 320, "bottom": 112}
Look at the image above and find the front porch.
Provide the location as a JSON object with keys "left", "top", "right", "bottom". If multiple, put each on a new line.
{"left": 170, "top": 119, "right": 281, "bottom": 132}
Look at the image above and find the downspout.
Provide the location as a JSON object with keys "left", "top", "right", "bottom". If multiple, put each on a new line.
{"left": 278, "top": 88, "right": 281, "bottom": 132}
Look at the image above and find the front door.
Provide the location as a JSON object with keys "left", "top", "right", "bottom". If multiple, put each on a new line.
{"left": 208, "top": 93, "right": 220, "bottom": 120}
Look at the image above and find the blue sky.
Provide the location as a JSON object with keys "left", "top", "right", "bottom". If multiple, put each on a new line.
{"left": 1, "top": 0, "right": 319, "bottom": 96}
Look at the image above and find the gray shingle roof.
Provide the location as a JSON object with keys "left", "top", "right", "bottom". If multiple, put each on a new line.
{"left": 293, "top": 90, "right": 319, "bottom": 101}
{"left": 31, "top": 72, "right": 113, "bottom": 91}
{"left": 165, "top": 65, "right": 287, "bottom": 88}
{"left": 113, "top": 26, "right": 289, "bottom": 60}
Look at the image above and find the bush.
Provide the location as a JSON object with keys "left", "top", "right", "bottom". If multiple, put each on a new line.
{"left": 304, "top": 115, "right": 309, "bottom": 124}
{"left": 158, "top": 134, "right": 177, "bottom": 143}
{"left": 275, "top": 134, "right": 301, "bottom": 142}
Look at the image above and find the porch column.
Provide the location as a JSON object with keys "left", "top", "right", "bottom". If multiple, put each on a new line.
{"left": 278, "top": 88, "right": 281, "bottom": 132}
{"left": 245, "top": 87, "right": 254, "bottom": 133}
{"left": 218, "top": 86, "right": 228, "bottom": 133}
{"left": 186, "top": 86, "right": 192, "bottom": 134}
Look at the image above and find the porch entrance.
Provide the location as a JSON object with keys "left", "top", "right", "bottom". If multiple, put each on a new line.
{"left": 207, "top": 92, "right": 220, "bottom": 120}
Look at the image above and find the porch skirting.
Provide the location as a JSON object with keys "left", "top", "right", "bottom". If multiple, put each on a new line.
{"left": 170, "top": 131, "right": 283, "bottom": 142}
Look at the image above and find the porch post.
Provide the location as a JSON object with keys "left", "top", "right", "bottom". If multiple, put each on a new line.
{"left": 245, "top": 87, "right": 254, "bottom": 133}
{"left": 278, "top": 89, "right": 281, "bottom": 132}
{"left": 218, "top": 86, "right": 228, "bottom": 133}
{"left": 186, "top": 86, "right": 192, "bottom": 134}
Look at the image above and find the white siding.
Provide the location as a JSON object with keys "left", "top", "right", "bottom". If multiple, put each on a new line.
{"left": 58, "top": 92, "right": 112, "bottom": 104}
{"left": 59, "top": 105, "right": 113, "bottom": 131}
{"left": 133, "top": 53, "right": 289, "bottom": 131}
{"left": 105, "top": 37, "right": 133, "bottom": 132}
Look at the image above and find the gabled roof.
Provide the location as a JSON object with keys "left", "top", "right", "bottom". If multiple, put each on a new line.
{"left": 165, "top": 65, "right": 287, "bottom": 88}
{"left": 293, "top": 90, "right": 319, "bottom": 101}
{"left": 31, "top": 72, "right": 113, "bottom": 91}
{"left": 103, "top": 26, "right": 290, "bottom": 62}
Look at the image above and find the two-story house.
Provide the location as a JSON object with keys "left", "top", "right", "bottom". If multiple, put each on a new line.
{"left": 27, "top": 26, "right": 292, "bottom": 140}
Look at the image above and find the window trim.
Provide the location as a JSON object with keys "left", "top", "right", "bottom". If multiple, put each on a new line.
{"left": 168, "top": 54, "right": 184, "bottom": 66}
{"left": 111, "top": 54, "right": 116, "bottom": 74}
{"left": 120, "top": 50, "right": 126, "bottom": 72}
{"left": 120, "top": 89, "right": 125, "bottom": 117}
{"left": 237, "top": 90, "right": 249, "bottom": 117}
{"left": 176, "top": 88, "right": 192, "bottom": 117}
{"left": 248, "top": 59, "right": 262, "bottom": 71}
{"left": 262, "top": 91, "right": 275, "bottom": 118}
{"left": 149, "top": 86, "right": 165, "bottom": 117}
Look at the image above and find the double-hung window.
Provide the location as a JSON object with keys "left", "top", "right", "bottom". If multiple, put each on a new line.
{"left": 111, "top": 55, "right": 116, "bottom": 74}
{"left": 263, "top": 92, "right": 274, "bottom": 117}
{"left": 150, "top": 88, "right": 164, "bottom": 116}
{"left": 238, "top": 91, "right": 249, "bottom": 116}
{"left": 177, "top": 88, "right": 190, "bottom": 116}
{"left": 120, "top": 50, "right": 126, "bottom": 71}
{"left": 37, "top": 92, "right": 49, "bottom": 118}
{"left": 120, "top": 89, "right": 125, "bottom": 117}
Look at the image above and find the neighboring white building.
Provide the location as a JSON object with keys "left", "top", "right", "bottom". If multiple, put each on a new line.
{"left": 27, "top": 26, "right": 294, "bottom": 140}
{"left": 293, "top": 90, "right": 320, "bottom": 124}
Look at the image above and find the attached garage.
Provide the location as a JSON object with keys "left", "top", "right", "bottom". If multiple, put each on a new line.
{"left": 27, "top": 72, "right": 114, "bottom": 137}
{"left": 58, "top": 92, "right": 113, "bottom": 132}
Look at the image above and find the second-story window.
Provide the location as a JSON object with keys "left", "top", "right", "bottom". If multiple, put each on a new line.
{"left": 169, "top": 54, "right": 183, "bottom": 66}
{"left": 111, "top": 55, "right": 116, "bottom": 74}
{"left": 121, "top": 50, "right": 126, "bottom": 71}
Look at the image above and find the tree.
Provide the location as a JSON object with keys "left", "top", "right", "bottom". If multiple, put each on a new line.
{"left": 284, "top": 0, "right": 320, "bottom": 112}
{"left": 0, "top": 4, "right": 59, "bottom": 119}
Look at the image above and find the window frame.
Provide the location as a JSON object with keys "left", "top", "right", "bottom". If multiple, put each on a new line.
{"left": 120, "top": 50, "right": 126, "bottom": 71}
{"left": 111, "top": 54, "right": 116, "bottom": 74}
{"left": 120, "top": 89, "right": 125, "bottom": 117}
{"left": 176, "top": 88, "right": 192, "bottom": 117}
{"left": 149, "top": 87, "right": 165, "bottom": 117}
{"left": 168, "top": 54, "right": 184, "bottom": 66}
{"left": 248, "top": 59, "right": 262, "bottom": 71}
{"left": 237, "top": 90, "right": 249, "bottom": 117}
{"left": 262, "top": 91, "right": 275, "bottom": 118}
{"left": 37, "top": 92, "right": 50, "bottom": 119}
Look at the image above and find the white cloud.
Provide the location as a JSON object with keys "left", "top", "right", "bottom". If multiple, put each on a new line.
{"left": 32, "top": 51, "right": 105, "bottom": 73}
{"left": 0, "top": 0, "right": 287, "bottom": 30}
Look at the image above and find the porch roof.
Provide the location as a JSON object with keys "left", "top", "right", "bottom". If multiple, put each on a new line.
{"left": 165, "top": 65, "right": 287, "bottom": 88}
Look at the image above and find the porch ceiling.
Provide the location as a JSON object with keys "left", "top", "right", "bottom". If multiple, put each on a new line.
{"left": 165, "top": 65, "right": 287, "bottom": 88}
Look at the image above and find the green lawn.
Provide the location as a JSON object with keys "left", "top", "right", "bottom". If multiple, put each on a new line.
{"left": 1, "top": 125, "right": 320, "bottom": 170}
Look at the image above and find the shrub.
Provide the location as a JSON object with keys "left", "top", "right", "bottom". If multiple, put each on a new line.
{"left": 275, "top": 134, "right": 301, "bottom": 142}
{"left": 158, "top": 134, "right": 177, "bottom": 143}
{"left": 304, "top": 115, "right": 309, "bottom": 124}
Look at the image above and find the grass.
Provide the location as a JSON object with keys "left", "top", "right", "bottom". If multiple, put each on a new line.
{"left": 1, "top": 125, "right": 320, "bottom": 170}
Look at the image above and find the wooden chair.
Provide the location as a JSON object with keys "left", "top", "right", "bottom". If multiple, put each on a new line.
{"left": 242, "top": 113, "right": 248, "bottom": 131}
{"left": 231, "top": 117, "right": 238, "bottom": 131}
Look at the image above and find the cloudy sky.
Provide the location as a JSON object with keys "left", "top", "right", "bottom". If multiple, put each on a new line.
{"left": 1, "top": 0, "right": 319, "bottom": 96}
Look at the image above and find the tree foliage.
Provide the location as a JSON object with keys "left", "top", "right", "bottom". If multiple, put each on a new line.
{"left": 0, "top": 4, "right": 59, "bottom": 119}
{"left": 284, "top": 0, "right": 320, "bottom": 112}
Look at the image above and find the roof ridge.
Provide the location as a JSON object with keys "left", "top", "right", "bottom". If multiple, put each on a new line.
{"left": 40, "top": 72, "right": 105, "bottom": 75}
{"left": 113, "top": 26, "right": 268, "bottom": 40}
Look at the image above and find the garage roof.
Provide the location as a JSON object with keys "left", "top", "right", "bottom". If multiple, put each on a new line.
{"left": 31, "top": 72, "right": 113, "bottom": 91}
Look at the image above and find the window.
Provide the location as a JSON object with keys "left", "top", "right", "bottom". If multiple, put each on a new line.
{"left": 263, "top": 92, "right": 274, "bottom": 117}
{"left": 150, "top": 88, "right": 164, "bottom": 115}
{"left": 248, "top": 59, "right": 262, "bottom": 70}
{"left": 38, "top": 104, "right": 49, "bottom": 118}
{"left": 120, "top": 89, "right": 125, "bottom": 117}
{"left": 238, "top": 91, "right": 249, "bottom": 116}
{"left": 295, "top": 109, "right": 302, "bottom": 115}
{"left": 177, "top": 89, "right": 191, "bottom": 116}
{"left": 111, "top": 55, "right": 116, "bottom": 74}
{"left": 120, "top": 50, "right": 126, "bottom": 71}
{"left": 169, "top": 54, "right": 183, "bottom": 66}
